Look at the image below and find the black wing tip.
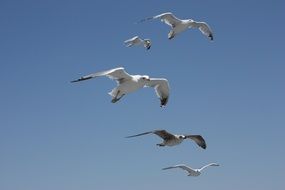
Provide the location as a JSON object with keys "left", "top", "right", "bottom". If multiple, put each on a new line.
{"left": 125, "top": 135, "right": 136, "bottom": 138}
{"left": 70, "top": 76, "right": 92, "bottom": 83}
{"left": 201, "top": 144, "right": 207, "bottom": 149}
{"left": 71, "top": 79, "right": 80, "bottom": 83}
{"left": 209, "top": 34, "right": 214, "bottom": 41}
{"left": 136, "top": 17, "right": 153, "bottom": 24}
{"left": 160, "top": 97, "right": 169, "bottom": 107}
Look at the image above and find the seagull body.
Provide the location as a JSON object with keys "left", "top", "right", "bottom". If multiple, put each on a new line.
{"left": 71, "top": 67, "right": 169, "bottom": 107}
{"left": 124, "top": 36, "right": 151, "bottom": 50}
{"left": 126, "top": 129, "right": 206, "bottom": 149}
{"left": 139, "top": 12, "right": 213, "bottom": 40}
{"left": 162, "top": 163, "right": 219, "bottom": 176}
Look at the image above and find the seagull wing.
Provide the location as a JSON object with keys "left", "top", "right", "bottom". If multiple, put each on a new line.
{"left": 138, "top": 12, "right": 182, "bottom": 28}
{"left": 71, "top": 67, "right": 132, "bottom": 83}
{"left": 197, "top": 22, "right": 214, "bottom": 40}
{"left": 125, "top": 131, "right": 154, "bottom": 138}
{"left": 124, "top": 36, "right": 141, "bottom": 45}
{"left": 125, "top": 129, "right": 175, "bottom": 141}
{"left": 184, "top": 135, "right": 207, "bottom": 149}
{"left": 145, "top": 78, "right": 170, "bottom": 107}
{"left": 198, "top": 163, "right": 219, "bottom": 171}
{"left": 163, "top": 164, "right": 196, "bottom": 174}
{"left": 153, "top": 130, "right": 175, "bottom": 140}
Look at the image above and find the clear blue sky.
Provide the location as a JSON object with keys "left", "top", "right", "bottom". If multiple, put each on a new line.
{"left": 0, "top": 0, "right": 284, "bottom": 189}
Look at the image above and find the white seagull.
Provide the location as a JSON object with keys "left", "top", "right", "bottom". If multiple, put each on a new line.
{"left": 124, "top": 36, "right": 152, "bottom": 50}
{"left": 71, "top": 67, "right": 170, "bottom": 107}
{"left": 138, "top": 12, "right": 213, "bottom": 40}
{"left": 126, "top": 129, "right": 206, "bottom": 149}
{"left": 162, "top": 163, "right": 219, "bottom": 176}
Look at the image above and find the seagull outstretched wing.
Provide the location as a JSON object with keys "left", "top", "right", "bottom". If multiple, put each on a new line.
{"left": 138, "top": 12, "right": 182, "bottom": 28}
{"left": 145, "top": 78, "right": 170, "bottom": 107}
{"left": 125, "top": 130, "right": 175, "bottom": 140}
{"left": 163, "top": 164, "right": 196, "bottom": 175}
{"left": 71, "top": 67, "right": 132, "bottom": 83}
{"left": 195, "top": 22, "right": 213, "bottom": 40}
{"left": 198, "top": 163, "right": 219, "bottom": 172}
{"left": 184, "top": 135, "right": 207, "bottom": 149}
{"left": 124, "top": 36, "right": 141, "bottom": 46}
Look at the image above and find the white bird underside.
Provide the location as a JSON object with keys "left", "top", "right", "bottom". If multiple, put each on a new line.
{"left": 138, "top": 12, "right": 213, "bottom": 40}
{"left": 71, "top": 67, "right": 169, "bottom": 107}
{"left": 125, "top": 129, "right": 206, "bottom": 149}
{"left": 162, "top": 163, "right": 219, "bottom": 176}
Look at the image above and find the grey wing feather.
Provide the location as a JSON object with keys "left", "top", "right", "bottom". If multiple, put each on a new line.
{"left": 153, "top": 130, "right": 175, "bottom": 140}
{"left": 125, "top": 129, "right": 174, "bottom": 140}
{"left": 154, "top": 12, "right": 182, "bottom": 28}
{"left": 146, "top": 78, "right": 170, "bottom": 107}
{"left": 163, "top": 165, "right": 195, "bottom": 173}
{"left": 198, "top": 22, "right": 213, "bottom": 40}
{"left": 124, "top": 36, "right": 140, "bottom": 44}
{"left": 185, "top": 135, "right": 207, "bottom": 149}
{"left": 125, "top": 131, "right": 153, "bottom": 138}
{"left": 137, "top": 12, "right": 181, "bottom": 28}
{"left": 71, "top": 67, "right": 132, "bottom": 83}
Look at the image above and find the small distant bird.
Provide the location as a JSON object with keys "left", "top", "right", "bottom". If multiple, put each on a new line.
{"left": 162, "top": 163, "right": 219, "bottom": 176}
{"left": 125, "top": 129, "right": 206, "bottom": 149}
{"left": 71, "top": 67, "right": 169, "bottom": 107}
{"left": 138, "top": 12, "right": 213, "bottom": 40}
{"left": 124, "top": 36, "right": 152, "bottom": 50}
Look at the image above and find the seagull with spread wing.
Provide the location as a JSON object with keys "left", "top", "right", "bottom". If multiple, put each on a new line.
{"left": 126, "top": 129, "right": 206, "bottom": 149}
{"left": 138, "top": 12, "right": 213, "bottom": 40}
{"left": 71, "top": 67, "right": 169, "bottom": 107}
{"left": 162, "top": 163, "right": 219, "bottom": 176}
{"left": 124, "top": 36, "right": 151, "bottom": 50}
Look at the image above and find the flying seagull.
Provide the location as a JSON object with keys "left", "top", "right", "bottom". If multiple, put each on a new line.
{"left": 124, "top": 36, "right": 151, "bottom": 50}
{"left": 125, "top": 129, "right": 206, "bottom": 149}
{"left": 71, "top": 67, "right": 169, "bottom": 107}
{"left": 138, "top": 12, "right": 213, "bottom": 40}
{"left": 162, "top": 163, "right": 219, "bottom": 176}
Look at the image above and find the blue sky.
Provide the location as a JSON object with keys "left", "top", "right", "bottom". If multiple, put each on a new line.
{"left": 0, "top": 0, "right": 284, "bottom": 189}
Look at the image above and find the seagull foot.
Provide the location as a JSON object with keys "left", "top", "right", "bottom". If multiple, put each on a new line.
{"left": 156, "top": 144, "right": 165, "bottom": 147}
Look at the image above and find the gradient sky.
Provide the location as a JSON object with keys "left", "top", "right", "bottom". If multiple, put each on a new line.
{"left": 0, "top": 0, "right": 285, "bottom": 190}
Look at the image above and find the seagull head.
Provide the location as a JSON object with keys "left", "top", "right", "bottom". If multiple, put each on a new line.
{"left": 143, "top": 39, "right": 151, "bottom": 50}
{"left": 178, "top": 135, "right": 186, "bottom": 139}
{"left": 140, "top": 75, "right": 151, "bottom": 82}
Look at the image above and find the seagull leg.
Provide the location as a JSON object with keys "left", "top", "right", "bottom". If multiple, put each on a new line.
{"left": 156, "top": 143, "right": 165, "bottom": 147}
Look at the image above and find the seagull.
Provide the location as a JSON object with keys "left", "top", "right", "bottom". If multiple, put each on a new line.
{"left": 71, "top": 67, "right": 169, "bottom": 107}
{"left": 125, "top": 129, "right": 206, "bottom": 149}
{"left": 138, "top": 12, "right": 213, "bottom": 40}
{"left": 162, "top": 163, "right": 219, "bottom": 176}
{"left": 124, "top": 36, "right": 152, "bottom": 50}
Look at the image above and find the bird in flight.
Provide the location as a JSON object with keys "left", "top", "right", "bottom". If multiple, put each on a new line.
{"left": 125, "top": 129, "right": 206, "bottom": 149}
{"left": 162, "top": 163, "right": 219, "bottom": 176}
{"left": 124, "top": 36, "right": 151, "bottom": 50}
{"left": 71, "top": 67, "right": 170, "bottom": 107}
{"left": 138, "top": 12, "right": 213, "bottom": 40}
